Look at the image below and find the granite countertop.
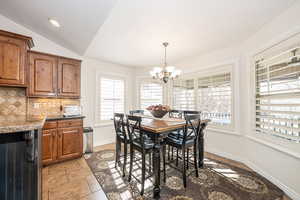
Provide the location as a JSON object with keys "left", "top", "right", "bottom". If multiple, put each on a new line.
{"left": 0, "top": 115, "right": 85, "bottom": 134}
{"left": 0, "top": 115, "right": 46, "bottom": 134}
{"left": 46, "top": 115, "right": 85, "bottom": 121}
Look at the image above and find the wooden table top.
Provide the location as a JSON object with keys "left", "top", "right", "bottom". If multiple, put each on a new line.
{"left": 135, "top": 115, "right": 210, "bottom": 133}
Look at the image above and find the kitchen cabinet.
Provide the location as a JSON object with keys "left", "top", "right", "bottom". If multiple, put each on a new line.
{"left": 57, "top": 127, "right": 83, "bottom": 161}
{"left": 42, "top": 129, "right": 57, "bottom": 165}
{"left": 28, "top": 51, "right": 58, "bottom": 97}
{"left": 28, "top": 51, "right": 81, "bottom": 98}
{"left": 58, "top": 58, "right": 81, "bottom": 98}
{"left": 42, "top": 119, "right": 83, "bottom": 166}
{"left": 0, "top": 30, "right": 34, "bottom": 87}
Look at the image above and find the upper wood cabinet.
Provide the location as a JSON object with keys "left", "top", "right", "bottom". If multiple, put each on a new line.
{"left": 28, "top": 51, "right": 58, "bottom": 97}
{"left": 0, "top": 30, "right": 34, "bottom": 87}
{"left": 27, "top": 51, "right": 81, "bottom": 98}
{"left": 58, "top": 58, "right": 81, "bottom": 98}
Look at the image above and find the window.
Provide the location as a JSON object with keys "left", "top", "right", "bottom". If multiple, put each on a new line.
{"left": 140, "top": 82, "right": 163, "bottom": 114}
{"left": 172, "top": 79, "right": 195, "bottom": 110}
{"left": 100, "top": 78, "right": 124, "bottom": 120}
{"left": 197, "top": 73, "right": 232, "bottom": 126}
{"left": 255, "top": 46, "right": 300, "bottom": 142}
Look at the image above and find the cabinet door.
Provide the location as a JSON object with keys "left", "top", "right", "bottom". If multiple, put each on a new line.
{"left": 28, "top": 52, "right": 58, "bottom": 97}
{"left": 57, "top": 127, "right": 83, "bottom": 161}
{"left": 0, "top": 35, "right": 26, "bottom": 86}
{"left": 58, "top": 58, "right": 81, "bottom": 98}
{"left": 42, "top": 129, "right": 57, "bottom": 165}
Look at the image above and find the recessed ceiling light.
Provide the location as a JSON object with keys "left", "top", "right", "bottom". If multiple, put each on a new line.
{"left": 48, "top": 18, "right": 60, "bottom": 28}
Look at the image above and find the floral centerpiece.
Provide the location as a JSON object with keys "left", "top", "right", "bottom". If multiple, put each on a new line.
{"left": 146, "top": 104, "right": 171, "bottom": 118}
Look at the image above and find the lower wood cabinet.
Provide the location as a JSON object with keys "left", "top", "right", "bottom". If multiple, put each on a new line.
{"left": 57, "top": 127, "right": 83, "bottom": 161}
{"left": 42, "top": 129, "right": 57, "bottom": 165}
{"left": 42, "top": 119, "right": 83, "bottom": 166}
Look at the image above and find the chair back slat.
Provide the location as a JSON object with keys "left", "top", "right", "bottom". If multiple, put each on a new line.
{"left": 126, "top": 115, "right": 146, "bottom": 148}
{"left": 169, "top": 110, "right": 183, "bottom": 119}
{"left": 182, "top": 114, "right": 201, "bottom": 144}
{"left": 129, "top": 110, "right": 144, "bottom": 115}
{"left": 113, "top": 113, "right": 126, "bottom": 139}
{"left": 183, "top": 110, "right": 201, "bottom": 119}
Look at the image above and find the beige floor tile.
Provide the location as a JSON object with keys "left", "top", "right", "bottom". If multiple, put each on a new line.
{"left": 80, "top": 190, "right": 107, "bottom": 200}
{"left": 86, "top": 174, "right": 102, "bottom": 193}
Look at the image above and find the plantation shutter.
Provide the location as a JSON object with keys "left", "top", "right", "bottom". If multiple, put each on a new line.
{"left": 255, "top": 46, "right": 300, "bottom": 142}
{"left": 172, "top": 79, "right": 195, "bottom": 110}
{"left": 100, "top": 78, "right": 124, "bottom": 120}
{"left": 140, "top": 82, "right": 163, "bottom": 114}
{"left": 197, "top": 73, "right": 232, "bottom": 125}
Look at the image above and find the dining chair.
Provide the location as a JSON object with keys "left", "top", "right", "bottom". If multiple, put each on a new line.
{"left": 169, "top": 109, "right": 183, "bottom": 118}
{"left": 126, "top": 115, "right": 165, "bottom": 195}
{"left": 183, "top": 110, "right": 201, "bottom": 118}
{"left": 167, "top": 110, "right": 183, "bottom": 162}
{"left": 166, "top": 114, "right": 201, "bottom": 188}
{"left": 113, "top": 113, "right": 128, "bottom": 177}
{"left": 129, "top": 110, "right": 144, "bottom": 115}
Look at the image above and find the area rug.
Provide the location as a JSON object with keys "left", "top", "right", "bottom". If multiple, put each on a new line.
{"left": 84, "top": 149, "right": 284, "bottom": 200}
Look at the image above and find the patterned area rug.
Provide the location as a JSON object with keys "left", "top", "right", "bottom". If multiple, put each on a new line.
{"left": 85, "top": 149, "right": 284, "bottom": 200}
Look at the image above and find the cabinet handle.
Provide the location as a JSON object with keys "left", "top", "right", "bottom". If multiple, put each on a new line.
{"left": 52, "top": 133, "right": 56, "bottom": 138}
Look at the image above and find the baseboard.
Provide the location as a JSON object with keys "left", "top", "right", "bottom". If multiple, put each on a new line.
{"left": 207, "top": 148, "right": 300, "bottom": 200}
{"left": 93, "top": 138, "right": 115, "bottom": 147}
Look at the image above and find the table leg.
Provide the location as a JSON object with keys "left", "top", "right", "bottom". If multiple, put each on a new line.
{"left": 153, "top": 136, "right": 161, "bottom": 199}
{"left": 198, "top": 134, "right": 204, "bottom": 168}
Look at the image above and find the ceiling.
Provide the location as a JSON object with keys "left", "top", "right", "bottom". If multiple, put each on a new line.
{"left": 0, "top": 0, "right": 117, "bottom": 54}
{"left": 0, "top": 0, "right": 296, "bottom": 67}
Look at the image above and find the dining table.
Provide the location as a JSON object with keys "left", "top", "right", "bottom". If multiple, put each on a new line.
{"left": 133, "top": 115, "right": 210, "bottom": 199}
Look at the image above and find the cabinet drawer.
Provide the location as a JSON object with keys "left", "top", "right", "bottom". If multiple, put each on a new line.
{"left": 58, "top": 119, "right": 83, "bottom": 128}
{"left": 43, "top": 121, "right": 57, "bottom": 130}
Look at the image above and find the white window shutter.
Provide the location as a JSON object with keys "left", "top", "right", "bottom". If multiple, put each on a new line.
{"left": 172, "top": 79, "right": 195, "bottom": 110}
{"left": 100, "top": 78, "right": 124, "bottom": 120}
{"left": 197, "top": 73, "right": 232, "bottom": 126}
{"left": 255, "top": 46, "right": 300, "bottom": 142}
{"left": 140, "top": 82, "right": 163, "bottom": 114}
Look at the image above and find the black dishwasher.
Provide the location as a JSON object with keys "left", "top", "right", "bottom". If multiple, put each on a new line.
{"left": 0, "top": 130, "right": 42, "bottom": 200}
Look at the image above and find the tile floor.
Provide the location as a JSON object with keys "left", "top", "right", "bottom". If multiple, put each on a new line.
{"left": 42, "top": 143, "right": 292, "bottom": 200}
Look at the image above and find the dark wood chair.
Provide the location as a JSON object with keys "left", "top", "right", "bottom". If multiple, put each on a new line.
{"left": 168, "top": 110, "right": 183, "bottom": 162}
{"left": 198, "top": 121, "right": 208, "bottom": 168}
{"left": 166, "top": 114, "right": 201, "bottom": 188}
{"left": 113, "top": 113, "right": 128, "bottom": 177}
{"left": 183, "top": 110, "right": 201, "bottom": 118}
{"left": 169, "top": 109, "right": 183, "bottom": 118}
{"left": 126, "top": 115, "right": 163, "bottom": 195}
{"left": 129, "top": 110, "right": 144, "bottom": 115}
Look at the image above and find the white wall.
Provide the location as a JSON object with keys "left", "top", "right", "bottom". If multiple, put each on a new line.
{"left": 171, "top": 2, "right": 300, "bottom": 199}
{"left": 0, "top": 14, "right": 135, "bottom": 147}
{"left": 81, "top": 58, "right": 135, "bottom": 147}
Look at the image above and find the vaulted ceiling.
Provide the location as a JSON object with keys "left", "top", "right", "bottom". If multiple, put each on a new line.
{"left": 0, "top": 0, "right": 296, "bottom": 67}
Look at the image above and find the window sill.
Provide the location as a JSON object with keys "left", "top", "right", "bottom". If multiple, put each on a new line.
{"left": 207, "top": 127, "right": 239, "bottom": 136}
{"left": 246, "top": 134, "right": 300, "bottom": 160}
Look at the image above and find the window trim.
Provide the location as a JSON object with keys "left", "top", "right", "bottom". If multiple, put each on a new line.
{"left": 95, "top": 73, "right": 127, "bottom": 124}
{"left": 169, "top": 63, "right": 236, "bottom": 132}
{"left": 248, "top": 30, "right": 300, "bottom": 156}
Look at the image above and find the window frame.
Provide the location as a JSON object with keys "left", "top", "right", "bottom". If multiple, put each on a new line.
{"left": 170, "top": 64, "right": 236, "bottom": 131}
{"left": 137, "top": 78, "right": 164, "bottom": 114}
{"left": 251, "top": 35, "right": 300, "bottom": 143}
{"left": 95, "top": 74, "right": 126, "bottom": 124}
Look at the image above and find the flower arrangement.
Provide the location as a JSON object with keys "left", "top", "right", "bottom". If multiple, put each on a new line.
{"left": 146, "top": 104, "right": 170, "bottom": 118}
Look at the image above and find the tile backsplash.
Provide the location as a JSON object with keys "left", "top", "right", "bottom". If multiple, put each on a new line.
{"left": 0, "top": 87, "right": 26, "bottom": 121}
{"left": 0, "top": 87, "right": 80, "bottom": 119}
{"left": 27, "top": 98, "right": 80, "bottom": 116}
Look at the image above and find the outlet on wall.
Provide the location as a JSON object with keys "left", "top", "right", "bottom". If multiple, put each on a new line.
{"left": 33, "top": 103, "right": 40, "bottom": 109}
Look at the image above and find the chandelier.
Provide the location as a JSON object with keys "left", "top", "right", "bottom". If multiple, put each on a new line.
{"left": 150, "top": 42, "right": 181, "bottom": 83}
